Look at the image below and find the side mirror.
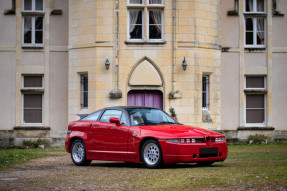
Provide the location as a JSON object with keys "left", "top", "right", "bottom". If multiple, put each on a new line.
{"left": 109, "top": 117, "right": 121, "bottom": 126}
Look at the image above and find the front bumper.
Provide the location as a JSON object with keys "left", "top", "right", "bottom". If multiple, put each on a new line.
{"left": 159, "top": 140, "right": 228, "bottom": 165}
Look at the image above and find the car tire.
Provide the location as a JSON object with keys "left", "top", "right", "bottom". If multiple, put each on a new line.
{"left": 141, "top": 139, "right": 163, "bottom": 169}
{"left": 197, "top": 161, "right": 214, "bottom": 166}
{"left": 71, "top": 139, "right": 92, "bottom": 166}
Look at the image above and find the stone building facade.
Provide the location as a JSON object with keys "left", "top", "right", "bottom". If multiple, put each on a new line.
{"left": 0, "top": 0, "right": 286, "bottom": 148}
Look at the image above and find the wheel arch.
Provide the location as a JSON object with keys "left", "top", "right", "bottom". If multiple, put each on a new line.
{"left": 139, "top": 137, "right": 161, "bottom": 161}
{"left": 70, "top": 137, "right": 84, "bottom": 148}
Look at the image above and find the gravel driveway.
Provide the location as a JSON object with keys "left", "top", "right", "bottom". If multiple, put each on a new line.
{"left": 0, "top": 152, "right": 153, "bottom": 191}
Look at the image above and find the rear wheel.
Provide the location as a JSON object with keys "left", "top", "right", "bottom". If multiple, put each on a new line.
{"left": 141, "top": 140, "right": 163, "bottom": 168}
{"left": 71, "top": 139, "right": 91, "bottom": 166}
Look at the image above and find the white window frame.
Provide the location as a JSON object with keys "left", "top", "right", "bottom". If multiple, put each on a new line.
{"left": 22, "top": 0, "right": 45, "bottom": 12}
{"left": 22, "top": 94, "right": 44, "bottom": 125}
{"left": 244, "top": 0, "right": 266, "bottom": 14}
{"left": 244, "top": 76, "right": 266, "bottom": 90}
{"left": 244, "top": 17, "right": 266, "bottom": 48}
{"left": 202, "top": 75, "right": 209, "bottom": 111}
{"left": 22, "top": 75, "right": 44, "bottom": 89}
{"left": 244, "top": 94, "right": 266, "bottom": 126}
{"left": 22, "top": 16, "right": 44, "bottom": 47}
{"left": 127, "top": 0, "right": 164, "bottom": 42}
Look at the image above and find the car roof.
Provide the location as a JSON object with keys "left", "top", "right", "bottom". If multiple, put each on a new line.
{"left": 104, "top": 106, "right": 159, "bottom": 110}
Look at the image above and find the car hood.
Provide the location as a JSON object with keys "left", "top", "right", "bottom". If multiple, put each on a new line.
{"left": 140, "top": 124, "right": 223, "bottom": 139}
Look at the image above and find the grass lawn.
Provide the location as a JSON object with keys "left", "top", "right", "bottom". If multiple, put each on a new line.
{"left": 0, "top": 144, "right": 286, "bottom": 190}
{"left": 132, "top": 144, "right": 287, "bottom": 190}
{"left": 0, "top": 147, "right": 65, "bottom": 170}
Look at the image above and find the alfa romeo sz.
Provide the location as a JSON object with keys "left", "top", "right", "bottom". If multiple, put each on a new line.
{"left": 65, "top": 107, "right": 228, "bottom": 168}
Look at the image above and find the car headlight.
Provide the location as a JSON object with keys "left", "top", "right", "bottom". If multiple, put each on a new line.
{"left": 166, "top": 138, "right": 196, "bottom": 143}
{"left": 67, "top": 130, "right": 72, "bottom": 134}
{"left": 215, "top": 137, "right": 225, "bottom": 142}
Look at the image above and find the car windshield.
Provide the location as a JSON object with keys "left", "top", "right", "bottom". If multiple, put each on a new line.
{"left": 127, "top": 108, "right": 179, "bottom": 126}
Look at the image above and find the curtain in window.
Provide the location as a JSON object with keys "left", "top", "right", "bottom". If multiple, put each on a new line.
{"left": 150, "top": 10, "right": 162, "bottom": 33}
{"left": 257, "top": 18, "right": 264, "bottom": 44}
{"left": 130, "top": 0, "right": 142, "bottom": 4}
{"left": 24, "top": 17, "right": 32, "bottom": 43}
{"left": 248, "top": 0, "right": 254, "bottom": 12}
{"left": 257, "top": 0, "right": 264, "bottom": 12}
{"left": 129, "top": 10, "right": 140, "bottom": 33}
{"left": 149, "top": 0, "right": 162, "bottom": 4}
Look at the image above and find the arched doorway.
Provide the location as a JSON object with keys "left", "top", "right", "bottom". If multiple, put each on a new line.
{"left": 127, "top": 90, "right": 163, "bottom": 110}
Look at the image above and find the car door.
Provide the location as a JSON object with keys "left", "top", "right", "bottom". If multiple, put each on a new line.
{"left": 90, "top": 109, "right": 129, "bottom": 160}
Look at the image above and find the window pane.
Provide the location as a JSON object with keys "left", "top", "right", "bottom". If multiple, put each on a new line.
{"left": 82, "top": 110, "right": 102, "bottom": 121}
{"left": 35, "top": 31, "right": 43, "bottom": 43}
{"left": 202, "top": 76, "right": 207, "bottom": 91}
{"left": 100, "top": 110, "right": 122, "bottom": 123}
{"left": 149, "top": 10, "right": 162, "bottom": 39}
{"left": 35, "top": 17, "right": 43, "bottom": 29}
{"left": 24, "top": 109, "right": 42, "bottom": 123}
{"left": 246, "top": 76, "right": 264, "bottom": 88}
{"left": 202, "top": 93, "right": 207, "bottom": 107}
{"left": 24, "top": 94, "right": 42, "bottom": 108}
{"left": 257, "top": 0, "right": 264, "bottom": 12}
{"left": 246, "top": 109, "right": 264, "bottom": 123}
{"left": 246, "top": 18, "right": 253, "bottom": 30}
{"left": 256, "top": 18, "right": 265, "bottom": 45}
{"left": 129, "top": 0, "right": 142, "bottom": 4}
{"left": 246, "top": 94, "right": 264, "bottom": 108}
{"left": 149, "top": 0, "right": 162, "bottom": 4}
{"left": 24, "top": 17, "right": 32, "bottom": 44}
{"left": 35, "top": 0, "right": 43, "bottom": 10}
{"left": 129, "top": 10, "right": 142, "bottom": 39}
{"left": 81, "top": 75, "right": 88, "bottom": 108}
{"left": 83, "top": 92, "right": 88, "bottom": 108}
{"left": 24, "top": 76, "right": 42, "bottom": 87}
{"left": 245, "top": 0, "right": 253, "bottom": 12}
{"left": 24, "top": 0, "right": 32, "bottom": 10}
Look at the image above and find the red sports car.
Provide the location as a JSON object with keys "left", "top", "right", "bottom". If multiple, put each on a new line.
{"left": 65, "top": 107, "right": 228, "bottom": 168}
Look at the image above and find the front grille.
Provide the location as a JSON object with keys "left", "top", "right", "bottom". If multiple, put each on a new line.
{"left": 196, "top": 138, "right": 215, "bottom": 143}
{"left": 199, "top": 153, "right": 218, "bottom": 158}
{"left": 195, "top": 138, "right": 204, "bottom": 143}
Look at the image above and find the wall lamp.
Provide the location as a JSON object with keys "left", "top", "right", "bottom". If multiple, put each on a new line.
{"left": 182, "top": 57, "right": 187, "bottom": 71}
{"left": 105, "top": 58, "right": 110, "bottom": 70}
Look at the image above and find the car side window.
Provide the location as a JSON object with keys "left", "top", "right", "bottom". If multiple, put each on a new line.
{"left": 120, "top": 113, "right": 127, "bottom": 125}
{"left": 99, "top": 110, "right": 122, "bottom": 123}
{"left": 81, "top": 110, "right": 102, "bottom": 121}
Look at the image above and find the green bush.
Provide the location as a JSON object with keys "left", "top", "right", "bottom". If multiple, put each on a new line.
{"left": 247, "top": 134, "right": 268, "bottom": 144}
{"left": 23, "top": 139, "right": 50, "bottom": 148}
{"left": 169, "top": 107, "right": 177, "bottom": 120}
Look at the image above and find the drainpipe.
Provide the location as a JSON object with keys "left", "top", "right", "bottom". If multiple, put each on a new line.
{"left": 172, "top": 0, "right": 176, "bottom": 92}
{"left": 109, "top": 0, "right": 122, "bottom": 99}
{"left": 169, "top": 0, "right": 181, "bottom": 99}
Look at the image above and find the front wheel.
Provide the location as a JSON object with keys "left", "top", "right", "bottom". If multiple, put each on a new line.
{"left": 141, "top": 140, "right": 163, "bottom": 168}
{"left": 71, "top": 139, "right": 91, "bottom": 166}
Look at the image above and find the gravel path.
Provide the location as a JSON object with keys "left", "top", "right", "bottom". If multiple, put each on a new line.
{"left": 0, "top": 153, "right": 150, "bottom": 191}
